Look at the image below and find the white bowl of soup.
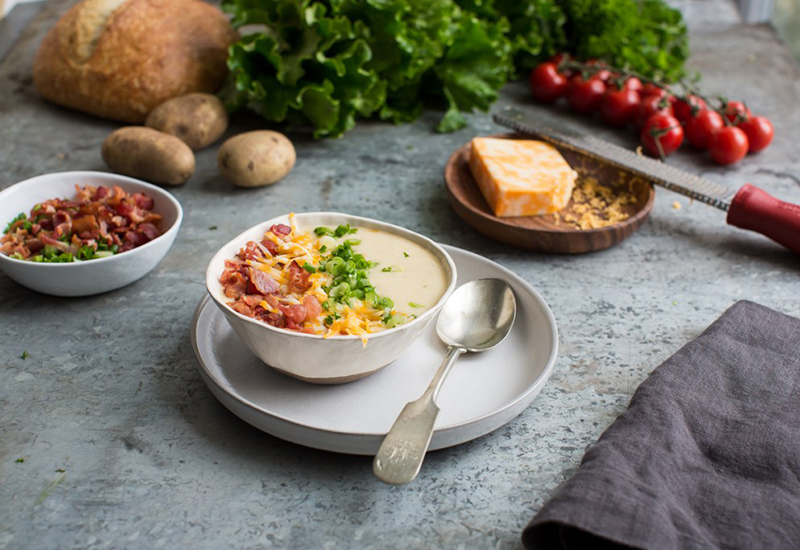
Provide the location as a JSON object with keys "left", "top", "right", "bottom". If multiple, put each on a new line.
{"left": 205, "top": 212, "right": 457, "bottom": 383}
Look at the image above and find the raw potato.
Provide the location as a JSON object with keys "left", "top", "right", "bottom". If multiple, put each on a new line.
{"left": 217, "top": 131, "right": 296, "bottom": 187}
{"left": 145, "top": 93, "right": 228, "bottom": 151}
{"left": 102, "top": 127, "right": 195, "bottom": 186}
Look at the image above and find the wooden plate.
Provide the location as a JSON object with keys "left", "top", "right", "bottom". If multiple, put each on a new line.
{"left": 444, "top": 133, "right": 655, "bottom": 254}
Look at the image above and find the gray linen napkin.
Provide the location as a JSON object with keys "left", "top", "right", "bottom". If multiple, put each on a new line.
{"left": 523, "top": 300, "right": 800, "bottom": 550}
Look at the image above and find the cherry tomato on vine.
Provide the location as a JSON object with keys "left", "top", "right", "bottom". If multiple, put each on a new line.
{"left": 738, "top": 116, "right": 774, "bottom": 153}
{"left": 641, "top": 83, "right": 667, "bottom": 98}
{"left": 685, "top": 110, "right": 725, "bottom": 149}
{"left": 722, "top": 100, "right": 751, "bottom": 124}
{"left": 709, "top": 126, "right": 749, "bottom": 165}
{"left": 672, "top": 95, "right": 707, "bottom": 125}
{"left": 529, "top": 62, "right": 569, "bottom": 103}
{"left": 567, "top": 74, "right": 607, "bottom": 114}
{"left": 600, "top": 88, "right": 641, "bottom": 126}
{"left": 549, "top": 53, "right": 574, "bottom": 77}
{"left": 621, "top": 77, "right": 643, "bottom": 93}
{"left": 636, "top": 93, "right": 673, "bottom": 128}
{"left": 640, "top": 114, "right": 684, "bottom": 157}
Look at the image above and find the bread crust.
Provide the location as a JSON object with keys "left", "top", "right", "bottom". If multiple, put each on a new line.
{"left": 33, "top": 0, "right": 237, "bottom": 123}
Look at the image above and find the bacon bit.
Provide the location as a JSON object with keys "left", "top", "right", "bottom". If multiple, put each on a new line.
{"left": 248, "top": 267, "right": 279, "bottom": 295}
{"left": 286, "top": 261, "right": 311, "bottom": 293}
{"left": 72, "top": 215, "right": 98, "bottom": 235}
{"left": 133, "top": 193, "right": 155, "bottom": 210}
{"left": 239, "top": 241, "right": 263, "bottom": 261}
{"left": 222, "top": 271, "right": 248, "bottom": 299}
{"left": 229, "top": 301, "right": 254, "bottom": 316}
{"left": 263, "top": 312, "right": 286, "bottom": 328}
{"left": 270, "top": 224, "right": 291, "bottom": 236}
{"left": 139, "top": 222, "right": 159, "bottom": 242}
{"left": 303, "top": 295, "right": 322, "bottom": 321}
{"left": 279, "top": 303, "right": 307, "bottom": 325}
{"left": 260, "top": 238, "right": 278, "bottom": 256}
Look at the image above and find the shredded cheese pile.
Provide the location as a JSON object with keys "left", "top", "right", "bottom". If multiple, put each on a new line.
{"left": 556, "top": 175, "right": 640, "bottom": 230}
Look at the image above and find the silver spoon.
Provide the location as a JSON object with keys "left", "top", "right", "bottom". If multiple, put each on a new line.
{"left": 373, "top": 278, "right": 517, "bottom": 485}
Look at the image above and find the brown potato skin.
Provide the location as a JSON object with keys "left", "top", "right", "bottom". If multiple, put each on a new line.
{"left": 217, "top": 131, "right": 296, "bottom": 187}
{"left": 145, "top": 93, "right": 228, "bottom": 151}
{"left": 102, "top": 127, "right": 195, "bottom": 186}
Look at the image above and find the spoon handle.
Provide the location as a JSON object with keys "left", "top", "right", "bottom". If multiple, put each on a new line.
{"left": 373, "top": 346, "right": 465, "bottom": 485}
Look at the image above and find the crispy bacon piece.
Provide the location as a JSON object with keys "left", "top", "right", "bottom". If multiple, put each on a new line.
{"left": 287, "top": 261, "right": 312, "bottom": 293}
{"left": 260, "top": 239, "right": 278, "bottom": 256}
{"left": 303, "top": 295, "right": 322, "bottom": 322}
{"left": 138, "top": 222, "right": 160, "bottom": 242}
{"left": 239, "top": 241, "right": 264, "bottom": 261}
{"left": 72, "top": 215, "right": 98, "bottom": 235}
{"left": 247, "top": 267, "right": 279, "bottom": 295}
{"left": 279, "top": 303, "right": 307, "bottom": 325}
{"left": 229, "top": 301, "right": 254, "bottom": 316}
{"left": 270, "top": 224, "right": 291, "bottom": 236}
{"left": 221, "top": 271, "right": 248, "bottom": 300}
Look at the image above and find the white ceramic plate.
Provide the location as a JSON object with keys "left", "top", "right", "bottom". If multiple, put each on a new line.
{"left": 191, "top": 245, "right": 559, "bottom": 455}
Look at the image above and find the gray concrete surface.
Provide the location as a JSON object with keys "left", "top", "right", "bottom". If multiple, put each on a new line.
{"left": 1, "top": 1, "right": 799, "bottom": 549}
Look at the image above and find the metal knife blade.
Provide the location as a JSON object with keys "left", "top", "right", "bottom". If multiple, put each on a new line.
{"left": 492, "top": 107, "right": 737, "bottom": 211}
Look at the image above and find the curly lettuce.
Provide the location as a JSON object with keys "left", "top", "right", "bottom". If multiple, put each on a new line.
{"left": 222, "top": 0, "right": 689, "bottom": 138}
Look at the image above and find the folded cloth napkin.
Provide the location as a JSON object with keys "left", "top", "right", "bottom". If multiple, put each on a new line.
{"left": 523, "top": 300, "right": 800, "bottom": 550}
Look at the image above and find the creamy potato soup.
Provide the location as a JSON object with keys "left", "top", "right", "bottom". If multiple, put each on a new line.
{"left": 219, "top": 217, "right": 448, "bottom": 341}
{"left": 352, "top": 228, "right": 448, "bottom": 317}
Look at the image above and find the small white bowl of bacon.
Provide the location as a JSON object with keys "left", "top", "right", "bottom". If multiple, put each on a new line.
{"left": 205, "top": 212, "right": 457, "bottom": 384}
{"left": 0, "top": 171, "right": 183, "bottom": 297}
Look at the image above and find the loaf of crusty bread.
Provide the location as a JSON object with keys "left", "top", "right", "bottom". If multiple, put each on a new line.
{"left": 33, "top": 0, "right": 237, "bottom": 123}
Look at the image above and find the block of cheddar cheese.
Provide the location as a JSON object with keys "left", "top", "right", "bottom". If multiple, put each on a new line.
{"left": 468, "top": 137, "right": 578, "bottom": 217}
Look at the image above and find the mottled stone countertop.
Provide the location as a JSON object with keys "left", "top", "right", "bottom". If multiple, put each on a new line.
{"left": 1, "top": 1, "right": 798, "bottom": 549}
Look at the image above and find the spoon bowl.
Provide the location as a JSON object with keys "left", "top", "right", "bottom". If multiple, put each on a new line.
{"left": 437, "top": 278, "right": 517, "bottom": 352}
{"left": 373, "top": 278, "right": 516, "bottom": 484}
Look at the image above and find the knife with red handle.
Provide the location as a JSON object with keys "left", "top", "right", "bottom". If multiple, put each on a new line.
{"left": 493, "top": 108, "right": 800, "bottom": 255}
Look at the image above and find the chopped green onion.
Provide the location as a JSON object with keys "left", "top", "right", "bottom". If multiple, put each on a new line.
{"left": 408, "top": 302, "right": 424, "bottom": 308}
{"left": 302, "top": 262, "right": 317, "bottom": 274}
{"left": 403, "top": 252, "right": 409, "bottom": 257}
{"left": 4, "top": 212, "right": 26, "bottom": 234}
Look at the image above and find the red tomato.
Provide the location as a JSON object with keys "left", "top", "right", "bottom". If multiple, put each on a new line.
{"left": 593, "top": 69, "right": 613, "bottom": 82}
{"left": 709, "top": 126, "right": 749, "bottom": 165}
{"left": 600, "top": 88, "right": 641, "bottom": 126}
{"left": 641, "top": 83, "right": 667, "bottom": 98}
{"left": 549, "top": 53, "right": 574, "bottom": 76}
{"left": 673, "top": 95, "right": 707, "bottom": 124}
{"left": 529, "top": 62, "right": 569, "bottom": 103}
{"left": 722, "top": 100, "right": 751, "bottom": 124}
{"left": 684, "top": 110, "right": 725, "bottom": 149}
{"left": 567, "top": 75, "right": 607, "bottom": 114}
{"left": 640, "top": 114, "right": 684, "bottom": 157}
{"left": 621, "top": 77, "right": 643, "bottom": 93}
{"left": 738, "top": 116, "right": 774, "bottom": 153}
{"left": 636, "top": 93, "right": 673, "bottom": 128}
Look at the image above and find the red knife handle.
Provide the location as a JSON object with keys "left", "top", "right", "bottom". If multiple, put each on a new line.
{"left": 726, "top": 184, "right": 800, "bottom": 254}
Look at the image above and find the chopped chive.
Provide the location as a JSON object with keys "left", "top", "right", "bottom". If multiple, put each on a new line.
{"left": 209, "top": 225, "right": 218, "bottom": 231}
{"left": 15, "top": 458, "right": 24, "bottom": 463}
{"left": 408, "top": 302, "right": 424, "bottom": 308}
{"left": 403, "top": 252, "right": 409, "bottom": 257}
{"left": 20, "top": 351, "right": 29, "bottom": 360}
